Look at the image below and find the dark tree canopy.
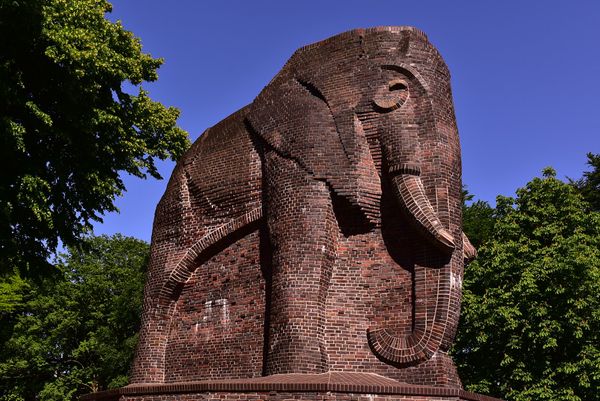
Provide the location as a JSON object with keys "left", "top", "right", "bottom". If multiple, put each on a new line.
{"left": 0, "top": 234, "right": 148, "bottom": 400}
{"left": 0, "top": 0, "right": 189, "bottom": 275}
{"left": 570, "top": 152, "right": 600, "bottom": 212}
{"left": 462, "top": 186, "right": 496, "bottom": 248}
{"left": 455, "top": 168, "right": 600, "bottom": 401}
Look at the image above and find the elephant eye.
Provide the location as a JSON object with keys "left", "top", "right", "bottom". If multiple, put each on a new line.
{"left": 389, "top": 79, "right": 408, "bottom": 92}
{"left": 373, "top": 78, "right": 410, "bottom": 112}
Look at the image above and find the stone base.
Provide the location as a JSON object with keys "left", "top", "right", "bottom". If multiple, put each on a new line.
{"left": 81, "top": 373, "right": 503, "bottom": 401}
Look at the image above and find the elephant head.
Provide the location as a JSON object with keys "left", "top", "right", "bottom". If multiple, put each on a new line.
{"left": 358, "top": 28, "right": 465, "bottom": 365}
{"left": 248, "top": 26, "right": 466, "bottom": 366}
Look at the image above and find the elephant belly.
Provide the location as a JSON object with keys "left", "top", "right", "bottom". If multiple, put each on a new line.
{"left": 164, "top": 228, "right": 265, "bottom": 381}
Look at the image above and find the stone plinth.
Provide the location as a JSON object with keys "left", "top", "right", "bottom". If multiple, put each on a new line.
{"left": 81, "top": 373, "right": 503, "bottom": 401}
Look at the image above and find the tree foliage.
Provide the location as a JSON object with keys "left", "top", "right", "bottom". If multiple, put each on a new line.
{"left": 0, "top": 235, "right": 148, "bottom": 401}
{"left": 0, "top": 0, "right": 189, "bottom": 275}
{"left": 570, "top": 152, "right": 600, "bottom": 211}
{"left": 462, "top": 186, "right": 496, "bottom": 248}
{"left": 455, "top": 168, "right": 600, "bottom": 401}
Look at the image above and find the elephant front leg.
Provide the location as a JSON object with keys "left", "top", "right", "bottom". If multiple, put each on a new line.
{"left": 263, "top": 150, "right": 337, "bottom": 375}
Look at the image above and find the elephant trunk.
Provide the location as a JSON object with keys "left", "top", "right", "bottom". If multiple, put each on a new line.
{"left": 367, "top": 171, "right": 457, "bottom": 365}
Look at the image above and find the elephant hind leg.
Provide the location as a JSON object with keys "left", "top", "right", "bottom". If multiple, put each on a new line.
{"left": 263, "top": 150, "right": 337, "bottom": 375}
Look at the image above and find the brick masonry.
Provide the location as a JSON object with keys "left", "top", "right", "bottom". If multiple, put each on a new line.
{"left": 83, "top": 26, "right": 500, "bottom": 401}
{"left": 81, "top": 372, "right": 503, "bottom": 401}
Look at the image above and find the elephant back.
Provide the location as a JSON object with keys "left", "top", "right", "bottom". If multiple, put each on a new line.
{"left": 183, "top": 106, "right": 262, "bottom": 223}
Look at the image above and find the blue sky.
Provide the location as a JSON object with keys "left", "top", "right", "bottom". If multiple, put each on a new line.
{"left": 96, "top": 0, "right": 600, "bottom": 242}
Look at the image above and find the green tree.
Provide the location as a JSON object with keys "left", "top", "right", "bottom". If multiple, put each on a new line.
{"left": 462, "top": 186, "right": 496, "bottom": 248}
{"left": 454, "top": 168, "right": 600, "bottom": 401}
{"left": 0, "top": 235, "right": 148, "bottom": 401}
{"left": 0, "top": 273, "right": 28, "bottom": 313}
{"left": 0, "top": 0, "right": 189, "bottom": 276}
{"left": 570, "top": 152, "right": 600, "bottom": 211}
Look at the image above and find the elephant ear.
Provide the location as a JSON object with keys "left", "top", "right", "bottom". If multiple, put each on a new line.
{"left": 247, "top": 75, "right": 381, "bottom": 223}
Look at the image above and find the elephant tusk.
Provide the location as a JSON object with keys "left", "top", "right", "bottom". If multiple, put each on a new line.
{"left": 392, "top": 174, "right": 455, "bottom": 253}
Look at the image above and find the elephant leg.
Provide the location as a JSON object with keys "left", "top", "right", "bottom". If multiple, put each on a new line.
{"left": 263, "top": 150, "right": 337, "bottom": 375}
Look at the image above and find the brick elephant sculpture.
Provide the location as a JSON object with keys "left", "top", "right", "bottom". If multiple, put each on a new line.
{"left": 130, "top": 26, "right": 475, "bottom": 387}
